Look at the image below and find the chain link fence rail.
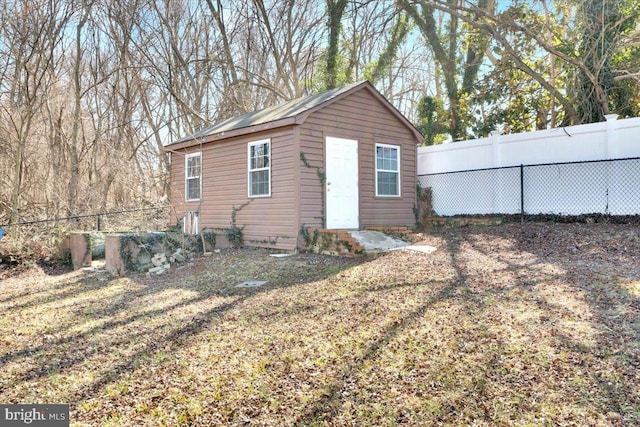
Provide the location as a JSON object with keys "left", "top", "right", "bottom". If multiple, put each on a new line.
{"left": 418, "top": 157, "right": 640, "bottom": 219}
{"left": 0, "top": 206, "right": 171, "bottom": 235}
{"left": 0, "top": 206, "right": 172, "bottom": 259}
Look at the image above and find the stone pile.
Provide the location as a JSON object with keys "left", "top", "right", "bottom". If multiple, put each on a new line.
{"left": 146, "top": 248, "right": 188, "bottom": 276}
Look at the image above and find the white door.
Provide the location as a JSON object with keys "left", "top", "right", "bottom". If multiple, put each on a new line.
{"left": 325, "top": 136, "right": 359, "bottom": 229}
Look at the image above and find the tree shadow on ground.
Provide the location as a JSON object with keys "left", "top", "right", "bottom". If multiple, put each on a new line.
{"left": 423, "top": 223, "right": 640, "bottom": 423}
{"left": 3, "top": 226, "right": 639, "bottom": 425}
{"left": 295, "top": 223, "right": 639, "bottom": 425}
{"left": 0, "top": 250, "right": 361, "bottom": 410}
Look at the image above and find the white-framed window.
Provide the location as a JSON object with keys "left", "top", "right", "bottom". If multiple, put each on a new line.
{"left": 375, "top": 143, "right": 400, "bottom": 197}
{"left": 185, "top": 152, "right": 202, "bottom": 201}
{"left": 248, "top": 139, "right": 271, "bottom": 197}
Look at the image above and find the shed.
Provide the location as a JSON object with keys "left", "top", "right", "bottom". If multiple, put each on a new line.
{"left": 167, "top": 81, "right": 423, "bottom": 251}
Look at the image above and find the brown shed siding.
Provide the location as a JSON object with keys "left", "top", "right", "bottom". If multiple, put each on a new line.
{"left": 298, "top": 127, "right": 325, "bottom": 229}
{"left": 300, "top": 88, "right": 416, "bottom": 228}
{"left": 170, "top": 127, "right": 299, "bottom": 250}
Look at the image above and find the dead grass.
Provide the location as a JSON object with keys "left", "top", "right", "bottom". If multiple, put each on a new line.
{"left": 1, "top": 223, "right": 639, "bottom": 426}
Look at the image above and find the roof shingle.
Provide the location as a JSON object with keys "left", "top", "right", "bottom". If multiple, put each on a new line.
{"left": 174, "top": 81, "right": 366, "bottom": 144}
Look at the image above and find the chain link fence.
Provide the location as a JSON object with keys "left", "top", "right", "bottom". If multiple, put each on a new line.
{"left": 0, "top": 207, "right": 171, "bottom": 259}
{"left": 0, "top": 206, "right": 170, "bottom": 232}
{"left": 418, "top": 157, "right": 640, "bottom": 219}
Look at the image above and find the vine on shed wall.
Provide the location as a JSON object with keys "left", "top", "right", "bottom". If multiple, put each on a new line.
{"left": 300, "top": 151, "right": 326, "bottom": 229}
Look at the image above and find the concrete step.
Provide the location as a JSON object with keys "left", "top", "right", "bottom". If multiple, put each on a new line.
{"left": 303, "top": 227, "right": 413, "bottom": 256}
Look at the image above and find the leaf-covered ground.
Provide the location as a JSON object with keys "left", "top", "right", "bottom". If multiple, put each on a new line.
{"left": 1, "top": 223, "right": 639, "bottom": 426}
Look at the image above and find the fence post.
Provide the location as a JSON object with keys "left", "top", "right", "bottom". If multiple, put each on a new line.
{"left": 491, "top": 130, "right": 502, "bottom": 213}
{"left": 97, "top": 215, "right": 101, "bottom": 231}
{"left": 520, "top": 164, "right": 524, "bottom": 223}
{"left": 604, "top": 114, "right": 619, "bottom": 214}
{"left": 490, "top": 130, "right": 502, "bottom": 167}
{"left": 604, "top": 114, "right": 619, "bottom": 159}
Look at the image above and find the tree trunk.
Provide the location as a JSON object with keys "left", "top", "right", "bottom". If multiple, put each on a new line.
{"left": 9, "top": 136, "right": 23, "bottom": 225}
{"left": 325, "top": 0, "right": 348, "bottom": 89}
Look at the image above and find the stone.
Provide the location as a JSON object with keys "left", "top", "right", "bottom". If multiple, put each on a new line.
{"left": 148, "top": 266, "right": 165, "bottom": 274}
{"left": 235, "top": 281, "right": 268, "bottom": 288}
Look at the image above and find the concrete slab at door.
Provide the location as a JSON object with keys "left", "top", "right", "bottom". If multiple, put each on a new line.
{"left": 326, "top": 136, "right": 359, "bottom": 229}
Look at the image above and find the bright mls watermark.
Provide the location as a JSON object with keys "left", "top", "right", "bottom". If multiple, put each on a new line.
{"left": 0, "top": 405, "right": 69, "bottom": 426}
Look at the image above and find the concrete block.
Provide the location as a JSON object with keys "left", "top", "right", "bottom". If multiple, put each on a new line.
{"left": 69, "top": 233, "right": 92, "bottom": 270}
{"left": 105, "top": 235, "right": 125, "bottom": 276}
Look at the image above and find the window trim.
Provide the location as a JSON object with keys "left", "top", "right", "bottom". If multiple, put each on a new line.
{"left": 185, "top": 152, "right": 202, "bottom": 202}
{"left": 375, "top": 143, "right": 401, "bottom": 197}
{"left": 247, "top": 139, "right": 271, "bottom": 198}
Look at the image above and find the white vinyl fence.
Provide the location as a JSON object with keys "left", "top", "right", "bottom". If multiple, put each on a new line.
{"left": 418, "top": 115, "right": 640, "bottom": 216}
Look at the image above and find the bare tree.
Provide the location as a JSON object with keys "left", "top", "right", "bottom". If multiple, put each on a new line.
{"left": 0, "top": 0, "right": 72, "bottom": 224}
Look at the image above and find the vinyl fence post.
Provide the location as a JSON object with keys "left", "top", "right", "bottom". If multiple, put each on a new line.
{"left": 520, "top": 164, "right": 524, "bottom": 223}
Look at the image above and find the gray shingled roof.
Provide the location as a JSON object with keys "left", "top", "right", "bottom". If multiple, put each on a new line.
{"left": 174, "top": 81, "right": 366, "bottom": 144}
